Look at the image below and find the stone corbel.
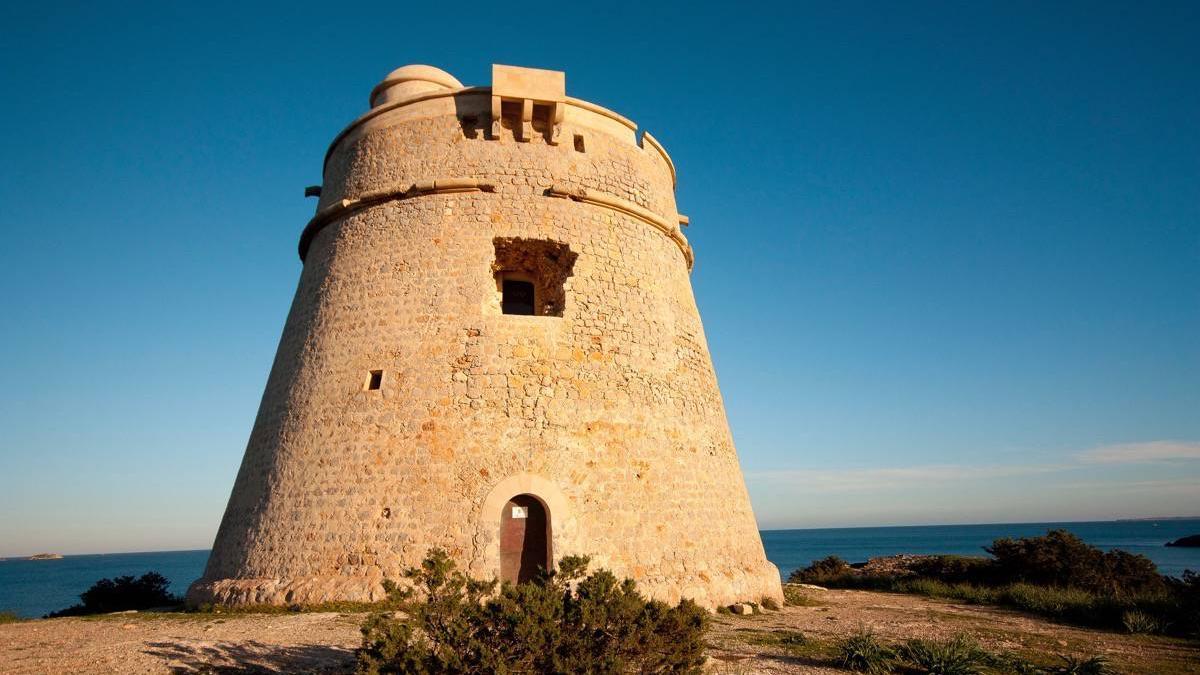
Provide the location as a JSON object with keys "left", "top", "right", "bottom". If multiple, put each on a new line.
{"left": 520, "top": 99, "right": 533, "bottom": 142}
{"left": 490, "top": 94, "right": 503, "bottom": 141}
{"left": 548, "top": 100, "right": 564, "bottom": 145}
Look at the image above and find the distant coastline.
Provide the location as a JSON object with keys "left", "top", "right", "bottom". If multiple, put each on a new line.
{"left": 763, "top": 516, "right": 1200, "bottom": 532}
{"left": 1116, "top": 516, "right": 1200, "bottom": 522}
{"left": 27, "top": 553, "right": 63, "bottom": 561}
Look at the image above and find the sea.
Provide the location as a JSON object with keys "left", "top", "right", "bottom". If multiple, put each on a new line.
{"left": 2, "top": 519, "right": 1197, "bottom": 619}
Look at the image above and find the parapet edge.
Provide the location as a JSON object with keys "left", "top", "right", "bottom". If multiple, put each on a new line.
{"left": 640, "top": 131, "right": 676, "bottom": 189}
{"left": 322, "top": 89, "right": 655, "bottom": 178}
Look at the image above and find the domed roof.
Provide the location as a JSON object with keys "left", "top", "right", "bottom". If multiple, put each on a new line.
{"left": 380, "top": 64, "right": 463, "bottom": 90}
{"left": 369, "top": 65, "right": 463, "bottom": 107}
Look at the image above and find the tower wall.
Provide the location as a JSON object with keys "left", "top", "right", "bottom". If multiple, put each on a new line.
{"left": 190, "top": 66, "right": 782, "bottom": 608}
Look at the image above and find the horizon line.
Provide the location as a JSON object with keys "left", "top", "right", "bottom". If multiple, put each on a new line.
{"left": 4, "top": 515, "right": 1198, "bottom": 559}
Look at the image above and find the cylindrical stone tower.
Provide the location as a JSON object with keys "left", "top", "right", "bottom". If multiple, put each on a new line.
{"left": 188, "top": 64, "right": 782, "bottom": 608}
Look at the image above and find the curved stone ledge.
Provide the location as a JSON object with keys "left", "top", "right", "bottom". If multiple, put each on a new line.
{"left": 546, "top": 184, "right": 694, "bottom": 270}
{"left": 299, "top": 179, "right": 694, "bottom": 271}
{"left": 299, "top": 178, "right": 498, "bottom": 261}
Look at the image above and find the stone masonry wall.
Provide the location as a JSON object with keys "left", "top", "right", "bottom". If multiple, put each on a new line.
{"left": 190, "top": 85, "right": 782, "bottom": 609}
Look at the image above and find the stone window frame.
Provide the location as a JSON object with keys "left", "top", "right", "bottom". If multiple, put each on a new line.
{"left": 491, "top": 238, "right": 577, "bottom": 318}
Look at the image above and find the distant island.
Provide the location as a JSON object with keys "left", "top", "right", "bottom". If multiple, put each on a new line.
{"left": 1165, "top": 534, "right": 1200, "bottom": 548}
{"left": 28, "top": 553, "right": 63, "bottom": 560}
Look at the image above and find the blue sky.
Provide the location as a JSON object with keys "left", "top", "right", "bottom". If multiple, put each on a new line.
{"left": 0, "top": 1, "right": 1197, "bottom": 555}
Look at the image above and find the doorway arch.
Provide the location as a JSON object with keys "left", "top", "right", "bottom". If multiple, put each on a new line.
{"left": 500, "top": 494, "right": 551, "bottom": 583}
{"left": 476, "top": 474, "right": 569, "bottom": 582}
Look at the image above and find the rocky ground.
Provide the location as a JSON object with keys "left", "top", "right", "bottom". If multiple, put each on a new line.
{"left": 1, "top": 588, "right": 1196, "bottom": 674}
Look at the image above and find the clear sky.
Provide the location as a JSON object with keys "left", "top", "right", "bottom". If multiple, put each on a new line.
{"left": 0, "top": 1, "right": 1197, "bottom": 556}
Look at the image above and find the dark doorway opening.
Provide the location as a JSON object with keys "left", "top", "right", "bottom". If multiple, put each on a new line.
{"left": 499, "top": 494, "right": 550, "bottom": 584}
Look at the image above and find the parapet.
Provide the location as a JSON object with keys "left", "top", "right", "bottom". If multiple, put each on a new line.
{"left": 326, "top": 64, "right": 678, "bottom": 191}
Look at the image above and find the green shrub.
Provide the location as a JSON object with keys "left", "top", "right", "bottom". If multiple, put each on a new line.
{"left": 898, "top": 635, "right": 987, "bottom": 675}
{"left": 0, "top": 611, "right": 22, "bottom": 624}
{"left": 1120, "top": 609, "right": 1158, "bottom": 634}
{"left": 999, "top": 583, "right": 1098, "bottom": 619}
{"left": 356, "top": 549, "right": 709, "bottom": 675}
{"left": 789, "top": 555, "right": 853, "bottom": 585}
{"left": 789, "top": 532, "right": 1192, "bottom": 636}
{"left": 47, "top": 572, "right": 179, "bottom": 617}
{"left": 760, "top": 596, "right": 780, "bottom": 611}
{"left": 1165, "top": 569, "right": 1200, "bottom": 637}
{"left": 987, "top": 530, "right": 1164, "bottom": 596}
{"left": 985, "top": 652, "right": 1042, "bottom": 675}
{"left": 898, "top": 579, "right": 998, "bottom": 605}
{"left": 1044, "top": 654, "right": 1115, "bottom": 675}
{"left": 908, "top": 556, "right": 994, "bottom": 585}
{"left": 835, "top": 628, "right": 894, "bottom": 674}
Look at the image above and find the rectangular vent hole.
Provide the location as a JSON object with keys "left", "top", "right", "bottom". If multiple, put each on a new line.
{"left": 366, "top": 370, "right": 383, "bottom": 391}
{"left": 574, "top": 134, "right": 585, "bottom": 152}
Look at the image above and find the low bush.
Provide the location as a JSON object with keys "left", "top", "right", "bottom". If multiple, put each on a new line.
{"left": 792, "top": 530, "right": 1197, "bottom": 637}
{"left": 999, "top": 583, "right": 1098, "bottom": 621}
{"left": 908, "top": 556, "right": 995, "bottom": 585}
{"left": 356, "top": 549, "right": 709, "bottom": 675}
{"left": 898, "top": 579, "right": 997, "bottom": 605}
{"left": 760, "top": 596, "right": 781, "bottom": 611}
{"left": 1165, "top": 569, "right": 1200, "bottom": 636}
{"left": 898, "top": 635, "right": 988, "bottom": 675}
{"left": 987, "top": 530, "right": 1164, "bottom": 596}
{"left": 1120, "top": 609, "right": 1159, "bottom": 635}
{"left": 835, "top": 628, "right": 894, "bottom": 674}
{"left": 0, "top": 611, "right": 22, "bottom": 624}
{"left": 47, "top": 572, "right": 179, "bottom": 617}
{"left": 1044, "top": 654, "right": 1114, "bottom": 675}
{"left": 790, "top": 555, "right": 853, "bottom": 585}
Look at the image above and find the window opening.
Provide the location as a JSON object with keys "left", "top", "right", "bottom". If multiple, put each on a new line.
{"left": 502, "top": 279, "right": 536, "bottom": 315}
{"left": 492, "top": 238, "right": 577, "bottom": 317}
{"left": 366, "top": 370, "right": 383, "bottom": 390}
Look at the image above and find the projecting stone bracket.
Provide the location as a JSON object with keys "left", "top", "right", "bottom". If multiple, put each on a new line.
{"left": 489, "top": 64, "right": 565, "bottom": 145}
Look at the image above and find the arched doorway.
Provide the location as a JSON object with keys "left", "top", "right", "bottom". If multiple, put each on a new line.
{"left": 499, "top": 494, "right": 551, "bottom": 584}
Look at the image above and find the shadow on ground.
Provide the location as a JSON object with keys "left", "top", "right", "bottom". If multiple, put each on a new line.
{"left": 144, "top": 640, "right": 355, "bottom": 674}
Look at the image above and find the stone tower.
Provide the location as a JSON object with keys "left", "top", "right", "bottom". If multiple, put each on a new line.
{"left": 188, "top": 64, "right": 782, "bottom": 608}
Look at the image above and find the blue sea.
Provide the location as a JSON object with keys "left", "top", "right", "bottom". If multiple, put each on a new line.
{"left": 2, "top": 519, "right": 1197, "bottom": 618}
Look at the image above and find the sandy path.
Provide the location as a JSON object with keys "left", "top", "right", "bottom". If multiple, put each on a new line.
{"left": 1, "top": 589, "right": 1196, "bottom": 674}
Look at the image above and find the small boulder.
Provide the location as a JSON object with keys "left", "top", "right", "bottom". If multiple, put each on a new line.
{"left": 729, "top": 603, "right": 755, "bottom": 615}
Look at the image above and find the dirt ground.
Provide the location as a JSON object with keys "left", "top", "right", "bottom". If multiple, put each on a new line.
{"left": 0, "top": 588, "right": 1195, "bottom": 674}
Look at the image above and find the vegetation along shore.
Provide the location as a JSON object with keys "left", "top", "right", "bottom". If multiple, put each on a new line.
{"left": 0, "top": 530, "right": 1196, "bottom": 673}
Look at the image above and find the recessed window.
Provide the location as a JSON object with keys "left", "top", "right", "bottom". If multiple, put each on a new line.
{"left": 366, "top": 370, "right": 383, "bottom": 391}
{"left": 573, "top": 134, "right": 585, "bottom": 153}
{"left": 492, "top": 238, "right": 577, "bottom": 317}
{"left": 502, "top": 279, "right": 536, "bottom": 315}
